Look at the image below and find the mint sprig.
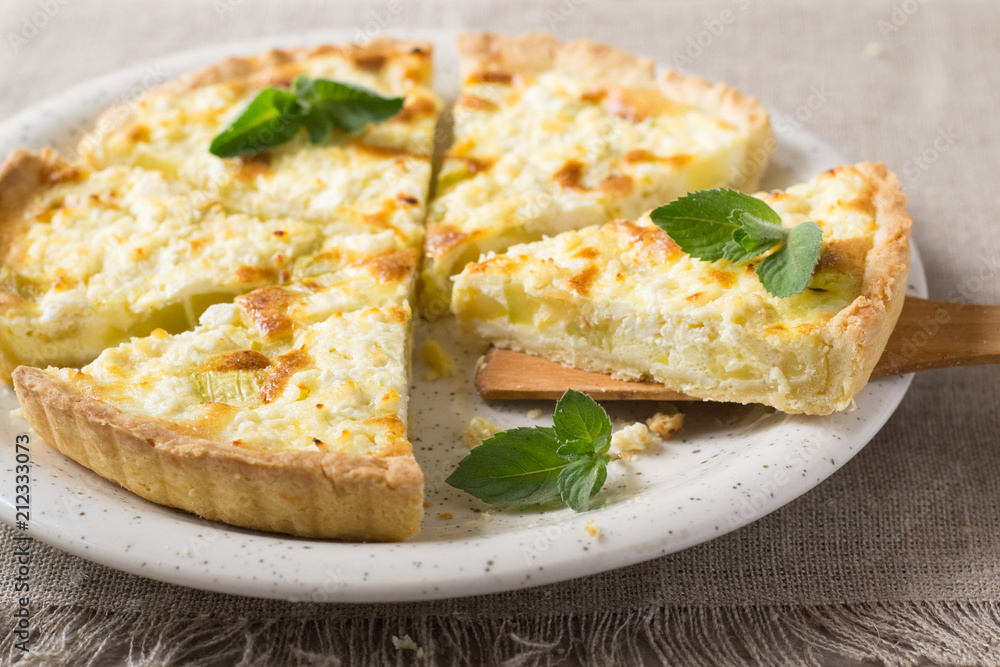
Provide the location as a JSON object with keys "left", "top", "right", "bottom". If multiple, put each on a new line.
{"left": 446, "top": 389, "right": 613, "bottom": 512}
{"left": 650, "top": 189, "right": 824, "bottom": 298}
{"left": 209, "top": 76, "right": 404, "bottom": 158}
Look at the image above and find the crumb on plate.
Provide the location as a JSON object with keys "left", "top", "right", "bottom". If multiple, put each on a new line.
{"left": 422, "top": 337, "right": 456, "bottom": 381}
{"left": 585, "top": 519, "right": 601, "bottom": 539}
{"left": 437, "top": 512, "right": 452, "bottom": 520}
{"left": 611, "top": 422, "right": 654, "bottom": 454}
{"left": 527, "top": 408, "right": 542, "bottom": 419}
{"left": 647, "top": 409, "right": 684, "bottom": 440}
{"left": 463, "top": 415, "right": 501, "bottom": 448}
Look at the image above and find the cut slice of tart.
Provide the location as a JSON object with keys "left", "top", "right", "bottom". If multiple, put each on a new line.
{"left": 12, "top": 267, "right": 422, "bottom": 540}
{"left": 0, "top": 149, "right": 409, "bottom": 379}
{"left": 420, "top": 31, "right": 774, "bottom": 316}
{"left": 452, "top": 163, "right": 911, "bottom": 415}
{"left": 81, "top": 39, "right": 443, "bottom": 245}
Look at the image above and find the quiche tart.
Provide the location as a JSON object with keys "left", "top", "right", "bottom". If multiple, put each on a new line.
{"left": 13, "top": 262, "right": 422, "bottom": 540}
{"left": 452, "top": 163, "right": 912, "bottom": 415}
{"left": 420, "top": 31, "right": 775, "bottom": 316}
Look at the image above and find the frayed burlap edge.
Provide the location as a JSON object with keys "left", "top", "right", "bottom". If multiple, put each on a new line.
{"left": 3, "top": 601, "right": 1000, "bottom": 666}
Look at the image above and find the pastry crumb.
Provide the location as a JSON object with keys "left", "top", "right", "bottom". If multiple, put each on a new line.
{"left": 423, "top": 502, "right": 433, "bottom": 508}
{"left": 585, "top": 520, "right": 601, "bottom": 539}
{"left": 391, "top": 635, "right": 424, "bottom": 659}
{"left": 527, "top": 408, "right": 542, "bottom": 419}
{"left": 479, "top": 511, "right": 493, "bottom": 522}
{"left": 865, "top": 41, "right": 885, "bottom": 59}
{"left": 463, "top": 416, "right": 501, "bottom": 448}
{"left": 647, "top": 409, "right": 684, "bottom": 440}
{"left": 611, "top": 422, "right": 654, "bottom": 454}
{"left": 422, "top": 338, "right": 456, "bottom": 381}
{"left": 437, "top": 512, "right": 453, "bottom": 520}
{"left": 475, "top": 354, "right": 486, "bottom": 368}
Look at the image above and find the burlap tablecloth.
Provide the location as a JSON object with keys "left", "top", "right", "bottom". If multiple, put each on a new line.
{"left": 1, "top": 1, "right": 998, "bottom": 664}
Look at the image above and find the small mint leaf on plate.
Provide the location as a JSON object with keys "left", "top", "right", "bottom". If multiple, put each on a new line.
{"left": 557, "top": 456, "right": 611, "bottom": 512}
{"left": 445, "top": 427, "right": 565, "bottom": 505}
{"left": 552, "top": 388, "right": 612, "bottom": 455}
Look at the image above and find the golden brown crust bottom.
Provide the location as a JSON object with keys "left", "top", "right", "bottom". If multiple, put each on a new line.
{"left": 822, "top": 162, "right": 912, "bottom": 411}
{"left": 13, "top": 366, "right": 424, "bottom": 541}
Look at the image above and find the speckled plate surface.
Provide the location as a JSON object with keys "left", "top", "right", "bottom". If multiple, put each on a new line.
{"left": 0, "top": 30, "right": 927, "bottom": 602}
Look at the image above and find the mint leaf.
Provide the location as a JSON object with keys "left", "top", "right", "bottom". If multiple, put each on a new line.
{"left": 650, "top": 190, "right": 744, "bottom": 260}
{"left": 209, "top": 88, "right": 302, "bottom": 158}
{"left": 445, "top": 427, "right": 566, "bottom": 505}
{"left": 733, "top": 209, "right": 785, "bottom": 239}
{"left": 302, "top": 105, "right": 333, "bottom": 145}
{"left": 210, "top": 76, "right": 404, "bottom": 157}
{"left": 552, "top": 388, "right": 612, "bottom": 455}
{"left": 447, "top": 390, "right": 617, "bottom": 511}
{"left": 307, "top": 79, "right": 404, "bottom": 134}
{"left": 651, "top": 188, "right": 825, "bottom": 297}
{"left": 755, "top": 220, "right": 823, "bottom": 297}
{"left": 722, "top": 227, "right": 780, "bottom": 264}
{"left": 557, "top": 456, "right": 610, "bottom": 512}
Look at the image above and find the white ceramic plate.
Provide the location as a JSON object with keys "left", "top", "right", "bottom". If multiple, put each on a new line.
{"left": 0, "top": 30, "right": 927, "bottom": 602}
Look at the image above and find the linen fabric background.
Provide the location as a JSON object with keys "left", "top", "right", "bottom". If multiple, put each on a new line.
{"left": 1, "top": 1, "right": 998, "bottom": 665}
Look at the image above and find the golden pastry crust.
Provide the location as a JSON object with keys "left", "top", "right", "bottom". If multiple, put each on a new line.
{"left": 457, "top": 32, "right": 654, "bottom": 86}
{"left": 13, "top": 366, "right": 424, "bottom": 540}
{"left": 823, "top": 161, "right": 911, "bottom": 407}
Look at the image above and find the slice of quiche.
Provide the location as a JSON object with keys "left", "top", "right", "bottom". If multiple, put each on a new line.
{"left": 12, "top": 266, "right": 422, "bottom": 540}
{"left": 82, "top": 39, "right": 442, "bottom": 246}
{"left": 452, "top": 163, "right": 911, "bottom": 415}
{"left": 0, "top": 149, "right": 408, "bottom": 379}
{"left": 421, "top": 32, "right": 774, "bottom": 316}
